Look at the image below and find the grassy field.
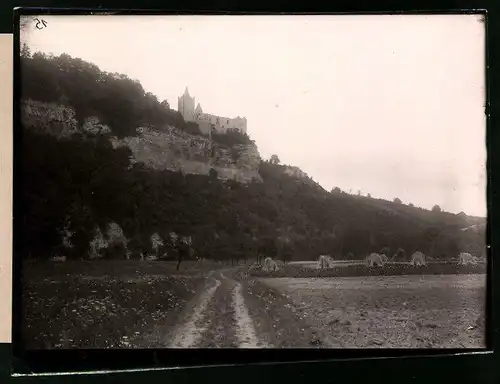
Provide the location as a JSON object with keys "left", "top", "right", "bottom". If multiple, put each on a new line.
{"left": 248, "top": 260, "right": 487, "bottom": 278}
{"left": 257, "top": 274, "right": 487, "bottom": 348}
{"left": 21, "top": 260, "right": 220, "bottom": 349}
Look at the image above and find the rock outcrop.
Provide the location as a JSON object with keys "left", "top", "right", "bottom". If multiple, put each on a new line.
{"left": 21, "top": 99, "right": 79, "bottom": 138}
{"left": 281, "top": 164, "right": 323, "bottom": 190}
{"left": 21, "top": 99, "right": 262, "bottom": 183}
{"left": 111, "top": 126, "right": 262, "bottom": 183}
{"left": 282, "top": 165, "right": 309, "bottom": 179}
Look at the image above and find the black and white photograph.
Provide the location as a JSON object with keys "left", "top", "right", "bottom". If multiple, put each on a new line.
{"left": 18, "top": 14, "right": 487, "bottom": 350}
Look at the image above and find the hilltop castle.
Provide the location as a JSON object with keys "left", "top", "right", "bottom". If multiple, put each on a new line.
{"left": 177, "top": 87, "right": 247, "bottom": 136}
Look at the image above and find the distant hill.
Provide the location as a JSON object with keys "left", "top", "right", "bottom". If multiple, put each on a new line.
{"left": 19, "top": 48, "right": 487, "bottom": 263}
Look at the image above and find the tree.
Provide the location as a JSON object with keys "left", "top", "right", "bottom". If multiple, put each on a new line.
{"left": 151, "top": 232, "right": 164, "bottom": 256}
{"left": 432, "top": 205, "right": 442, "bottom": 213}
{"left": 88, "top": 226, "right": 108, "bottom": 259}
{"left": 393, "top": 197, "right": 402, "bottom": 204}
{"left": 276, "top": 226, "right": 293, "bottom": 264}
{"left": 269, "top": 154, "right": 281, "bottom": 165}
{"left": 105, "top": 222, "right": 129, "bottom": 259}
{"left": 394, "top": 247, "right": 406, "bottom": 261}
{"left": 176, "top": 235, "right": 193, "bottom": 270}
{"left": 380, "top": 246, "right": 391, "bottom": 256}
{"left": 212, "top": 130, "right": 253, "bottom": 146}
{"left": 21, "top": 43, "right": 31, "bottom": 59}
{"left": 425, "top": 227, "right": 442, "bottom": 256}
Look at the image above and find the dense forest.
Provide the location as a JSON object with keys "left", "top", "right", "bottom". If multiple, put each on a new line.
{"left": 19, "top": 48, "right": 487, "bottom": 264}
{"left": 19, "top": 45, "right": 253, "bottom": 147}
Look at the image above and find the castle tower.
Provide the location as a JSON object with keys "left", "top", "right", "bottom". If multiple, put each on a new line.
{"left": 177, "top": 86, "right": 247, "bottom": 135}
{"left": 177, "top": 86, "right": 196, "bottom": 122}
{"left": 194, "top": 102, "right": 203, "bottom": 120}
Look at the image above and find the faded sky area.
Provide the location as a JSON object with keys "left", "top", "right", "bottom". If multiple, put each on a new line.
{"left": 21, "top": 15, "right": 487, "bottom": 217}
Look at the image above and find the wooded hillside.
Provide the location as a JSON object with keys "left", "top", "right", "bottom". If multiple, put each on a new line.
{"left": 19, "top": 49, "right": 487, "bottom": 263}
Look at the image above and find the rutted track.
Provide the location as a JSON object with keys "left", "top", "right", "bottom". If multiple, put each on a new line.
{"left": 168, "top": 271, "right": 222, "bottom": 348}
{"left": 167, "top": 270, "right": 267, "bottom": 348}
{"left": 225, "top": 273, "right": 265, "bottom": 348}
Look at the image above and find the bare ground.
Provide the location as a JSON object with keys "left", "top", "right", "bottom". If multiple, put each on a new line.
{"left": 166, "top": 271, "right": 267, "bottom": 348}
{"left": 196, "top": 273, "right": 239, "bottom": 348}
{"left": 239, "top": 276, "right": 339, "bottom": 348}
{"left": 230, "top": 275, "right": 267, "bottom": 348}
{"left": 21, "top": 260, "right": 487, "bottom": 350}
{"left": 258, "top": 274, "right": 486, "bottom": 348}
{"left": 167, "top": 273, "right": 221, "bottom": 348}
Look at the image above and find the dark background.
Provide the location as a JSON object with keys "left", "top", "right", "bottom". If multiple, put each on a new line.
{"left": 4, "top": 1, "right": 500, "bottom": 383}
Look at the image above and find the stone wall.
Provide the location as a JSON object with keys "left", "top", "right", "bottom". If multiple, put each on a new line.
{"left": 22, "top": 99, "right": 262, "bottom": 183}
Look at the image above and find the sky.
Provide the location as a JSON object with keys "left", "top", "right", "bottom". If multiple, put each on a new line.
{"left": 21, "top": 14, "right": 487, "bottom": 217}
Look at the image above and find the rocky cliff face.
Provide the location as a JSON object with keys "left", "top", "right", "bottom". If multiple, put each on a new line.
{"left": 111, "top": 126, "right": 262, "bottom": 183}
{"left": 21, "top": 99, "right": 262, "bottom": 183}
{"left": 21, "top": 99, "right": 80, "bottom": 138}
{"left": 282, "top": 165, "right": 309, "bottom": 179}
{"left": 281, "top": 165, "right": 323, "bottom": 190}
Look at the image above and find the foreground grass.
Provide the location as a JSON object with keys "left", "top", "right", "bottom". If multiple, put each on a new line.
{"left": 21, "top": 260, "right": 217, "bottom": 349}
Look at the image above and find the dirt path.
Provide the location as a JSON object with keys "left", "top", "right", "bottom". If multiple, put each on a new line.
{"left": 224, "top": 273, "right": 266, "bottom": 348}
{"left": 168, "top": 271, "right": 222, "bottom": 348}
{"left": 196, "top": 273, "right": 239, "bottom": 348}
{"left": 168, "top": 270, "right": 266, "bottom": 348}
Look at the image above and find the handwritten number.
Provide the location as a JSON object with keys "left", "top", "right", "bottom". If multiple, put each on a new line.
{"left": 34, "top": 18, "right": 47, "bottom": 30}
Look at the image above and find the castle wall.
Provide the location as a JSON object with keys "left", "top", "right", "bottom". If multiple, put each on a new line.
{"left": 194, "top": 113, "right": 247, "bottom": 135}
{"left": 178, "top": 90, "right": 247, "bottom": 134}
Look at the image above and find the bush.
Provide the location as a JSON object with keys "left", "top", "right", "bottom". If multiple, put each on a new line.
{"left": 184, "top": 122, "right": 203, "bottom": 136}
{"left": 103, "top": 243, "right": 127, "bottom": 259}
{"left": 212, "top": 130, "right": 253, "bottom": 146}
